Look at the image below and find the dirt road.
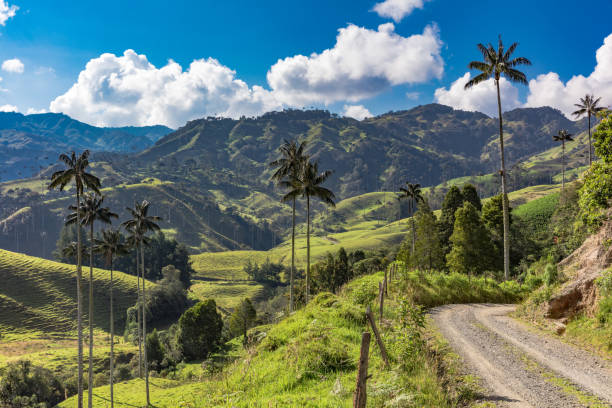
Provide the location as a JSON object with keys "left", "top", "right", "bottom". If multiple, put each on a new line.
{"left": 430, "top": 304, "right": 612, "bottom": 407}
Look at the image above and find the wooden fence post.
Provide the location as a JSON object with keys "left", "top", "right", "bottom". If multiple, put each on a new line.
{"left": 365, "top": 306, "right": 389, "bottom": 368}
{"left": 384, "top": 269, "right": 388, "bottom": 296}
{"left": 378, "top": 281, "right": 384, "bottom": 321}
{"left": 353, "top": 331, "right": 371, "bottom": 408}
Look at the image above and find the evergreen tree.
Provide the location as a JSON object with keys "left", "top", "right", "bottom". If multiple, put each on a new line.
{"left": 461, "top": 183, "right": 482, "bottom": 211}
{"left": 413, "top": 201, "right": 444, "bottom": 271}
{"left": 178, "top": 300, "right": 223, "bottom": 361}
{"left": 439, "top": 186, "right": 464, "bottom": 253}
{"left": 446, "top": 202, "right": 495, "bottom": 275}
{"left": 229, "top": 298, "right": 257, "bottom": 347}
{"left": 482, "top": 194, "right": 512, "bottom": 270}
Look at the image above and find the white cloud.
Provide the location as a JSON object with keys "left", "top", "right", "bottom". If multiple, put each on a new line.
{"left": 0, "top": 103, "right": 17, "bottom": 112}
{"left": 26, "top": 107, "right": 47, "bottom": 114}
{"left": 372, "top": 0, "right": 428, "bottom": 22}
{"left": 0, "top": 1, "right": 17, "bottom": 26}
{"left": 524, "top": 33, "right": 612, "bottom": 116}
{"left": 267, "top": 23, "right": 443, "bottom": 106}
{"left": 49, "top": 49, "right": 281, "bottom": 127}
{"left": 343, "top": 104, "right": 373, "bottom": 120}
{"left": 2, "top": 58, "right": 23, "bottom": 73}
{"left": 434, "top": 72, "right": 521, "bottom": 117}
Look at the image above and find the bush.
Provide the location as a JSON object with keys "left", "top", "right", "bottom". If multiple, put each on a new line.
{"left": 178, "top": 300, "right": 223, "bottom": 361}
{"left": 0, "top": 361, "right": 65, "bottom": 408}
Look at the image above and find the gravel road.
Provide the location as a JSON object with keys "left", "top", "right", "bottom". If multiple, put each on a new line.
{"left": 430, "top": 304, "right": 612, "bottom": 407}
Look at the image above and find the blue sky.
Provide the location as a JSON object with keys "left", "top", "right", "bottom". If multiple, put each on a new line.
{"left": 0, "top": 0, "right": 611, "bottom": 127}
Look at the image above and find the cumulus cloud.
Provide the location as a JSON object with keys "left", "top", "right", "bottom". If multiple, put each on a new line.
{"left": 2, "top": 58, "right": 23, "bottom": 73}
{"left": 0, "top": 104, "right": 17, "bottom": 112}
{"left": 49, "top": 50, "right": 281, "bottom": 127}
{"left": 267, "top": 23, "right": 443, "bottom": 106}
{"left": 26, "top": 107, "right": 47, "bottom": 114}
{"left": 0, "top": 1, "right": 17, "bottom": 26}
{"left": 372, "top": 0, "right": 428, "bottom": 22}
{"left": 524, "top": 33, "right": 612, "bottom": 116}
{"left": 434, "top": 72, "right": 521, "bottom": 117}
{"left": 343, "top": 104, "right": 373, "bottom": 120}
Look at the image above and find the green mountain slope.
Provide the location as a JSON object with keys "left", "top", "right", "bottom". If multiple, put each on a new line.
{"left": 0, "top": 249, "right": 147, "bottom": 337}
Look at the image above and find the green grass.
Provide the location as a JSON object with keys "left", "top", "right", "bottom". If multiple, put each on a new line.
{"left": 189, "top": 281, "right": 266, "bottom": 311}
{"left": 514, "top": 192, "right": 560, "bottom": 238}
{"left": 0, "top": 249, "right": 148, "bottom": 336}
{"left": 60, "top": 268, "right": 522, "bottom": 407}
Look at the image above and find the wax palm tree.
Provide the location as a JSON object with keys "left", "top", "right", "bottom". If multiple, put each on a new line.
{"left": 48, "top": 150, "right": 100, "bottom": 408}
{"left": 398, "top": 182, "right": 424, "bottom": 255}
{"left": 94, "top": 229, "right": 128, "bottom": 408}
{"left": 62, "top": 241, "right": 86, "bottom": 264}
{"left": 465, "top": 36, "right": 531, "bottom": 280}
{"left": 552, "top": 130, "right": 574, "bottom": 193}
{"left": 67, "top": 193, "right": 117, "bottom": 408}
{"left": 572, "top": 94, "right": 605, "bottom": 166}
{"left": 282, "top": 161, "right": 335, "bottom": 304}
{"left": 122, "top": 200, "right": 161, "bottom": 407}
{"left": 269, "top": 139, "right": 308, "bottom": 312}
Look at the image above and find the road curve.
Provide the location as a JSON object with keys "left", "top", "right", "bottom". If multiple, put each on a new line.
{"left": 430, "top": 304, "right": 612, "bottom": 407}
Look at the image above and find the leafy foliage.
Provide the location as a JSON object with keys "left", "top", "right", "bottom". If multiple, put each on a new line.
{"left": 0, "top": 361, "right": 65, "bottom": 408}
{"left": 228, "top": 298, "right": 257, "bottom": 346}
{"left": 243, "top": 257, "right": 285, "bottom": 282}
{"left": 177, "top": 300, "right": 223, "bottom": 361}
{"left": 446, "top": 202, "right": 495, "bottom": 275}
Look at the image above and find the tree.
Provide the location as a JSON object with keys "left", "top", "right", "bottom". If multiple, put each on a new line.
{"left": 439, "top": 186, "right": 464, "bottom": 253}
{"left": 446, "top": 202, "right": 495, "bottom": 276}
{"left": 94, "top": 228, "right": 128, "bottom": 408}
{"left": 398, "top": 182, "right": 424, "bottom": 255}
{"left": 122, "top": 200, "right": 160, "bottom": 407}
{"left": 48, "top": 150, "right": 100, "bottom": 408}
{"left": 0, "top": 361, "right": 65, "bottom": 408}
{"left": 552, "top": 130, "right": 574, "bottom": 193}
{"left": 54, "top": 224, "right": 87, "bottom": 263}
{"left": 67, "top": 193, "right": 117, "bottom": 408}
{"left": 145, "top": 330, "right": 165, "bottom": 371}
{"left": 572, "top": 94, "right": 605, "bottom": 166}
{"left": 413, "top": 201, "right": 444, "bottom": 271}
{"left": 178, "top": 300, "right": 223, "bottom": 361}
{"left": 282, "top": 160, "right": 335, "bottom": 303}
{"left": 269, "top": 139, "right": 308, "bottom": 312}
{"left": 482, "top": 194, "right": 513, "bottom": 270}
{"left": 461, "top": 184, "right": 482, "bottom": 211}
{"left": 465, "top": 36, "right": 531, "bottom": 280}
{"left": 229, "top": 298, "right": 257, "bottom": 347}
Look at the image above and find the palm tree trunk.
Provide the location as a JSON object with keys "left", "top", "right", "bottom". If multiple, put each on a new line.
{"left": 306, "top": 194, "right": 310, "bottom": 304}
{"left": 588, "top": 114, "right": 592, "bottom": 166}
{"left": 76, "top": 190, "right": 84, "bottom": 408}
{"left": 290, "top": 197, "right": 296, "bottom": 312}
{"left": 411, "top": 199, "right": 416, "bottom": 255}
{"left": 88, "top": 223, "right": 94, "bottom": 408}
{"left": 562, "top": 141, "right": 566, "bottom": 193}
{"left": 141, "top": 244, "right": 150, "bottom": 407}
{"left": 496, "top": 79, "right": 511, "bottom": 281}
{"left": 136, "top": 248, "right": 142, "bottom": 378}
{"left": 109, "top": 257, "right": 114, "bottom": 408}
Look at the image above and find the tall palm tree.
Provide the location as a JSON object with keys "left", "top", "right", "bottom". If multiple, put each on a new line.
{"left": 572, "top": 94, "right": 605, "bottom": 166}
{"left": 398, "top": 182, "right": 424, "bottom": 255}
{"left": 123, "top": 225, "right": 143, "bottom": 377}
{"left": 269, "top": 139, "right": 308, "bottom": 312}
{"left": 283, "top": 161, "right": 335, "bottom": 303}
{"left": 48, "top": 151, "right": 100, "bottom": 408}
{"left": 94, "top": 229, "right": 128, "bottom": 408}
{"left": 122, "top": 200, "right": 161, "bottom": 407}
{"left": 465, "top": 36, "right": 531, "bottom": 280}
{"left": 67, "top": 193, "right": 118, "bottom": 408}
{"left": 552, "top": 130, "right": 574, "bottom": 193}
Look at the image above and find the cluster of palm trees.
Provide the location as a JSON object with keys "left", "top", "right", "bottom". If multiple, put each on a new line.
{"left": 269, "top": 140, "right": 336, "bottom": 309}
{"left": 465, "top": 36, "right": 607, "bottom": 280}
{"left": 48, "top": 150, "right": 160, "bottom": 408}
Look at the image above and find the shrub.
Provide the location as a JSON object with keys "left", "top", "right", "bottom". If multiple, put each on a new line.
{"left": 177, "top": 300, "right": 223, "bottom": 361}
{"left": 0, "top": 361, "right": 65, "bottom": 408}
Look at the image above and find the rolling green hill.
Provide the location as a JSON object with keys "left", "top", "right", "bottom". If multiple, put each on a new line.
{"left": 0, "top": 249, "right": 147, "bottom": 338}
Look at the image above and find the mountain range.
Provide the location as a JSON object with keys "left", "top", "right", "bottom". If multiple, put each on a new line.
{"left": 0, "top": 111, "right": 172, "bottom": 181}
{"left": 0, "top": 104, "right": 593, "bottom": 258}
